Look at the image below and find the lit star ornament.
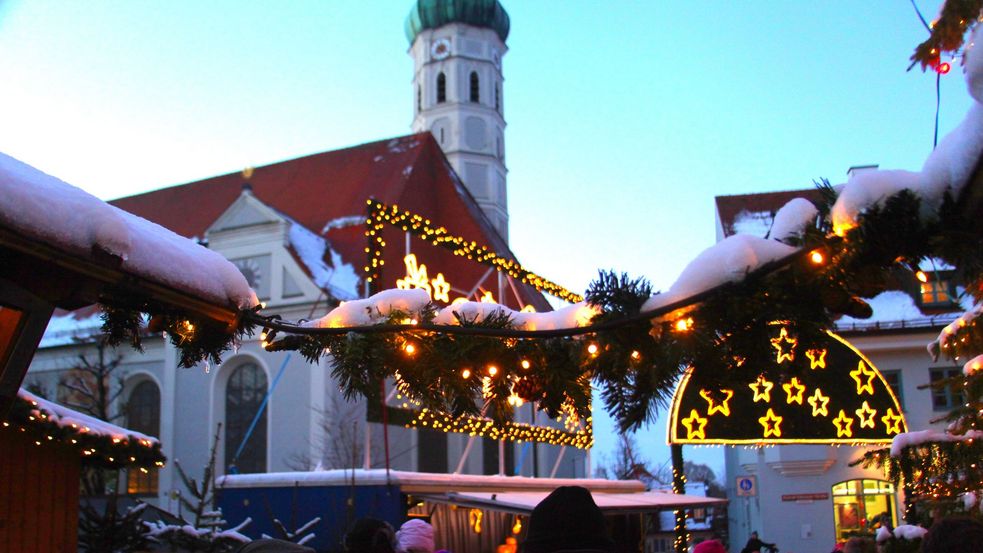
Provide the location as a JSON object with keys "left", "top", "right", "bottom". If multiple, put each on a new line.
{"left": 849, "top": 361, "right": 877, "bottom": 395}
{"left": 770, "top": 327, "right": 798, "bottom": 363}
{"left": 758, "top": 408, "right": 783, "bottom": 438}
{"left": 681, "top": 409, "right": 709, "bottom": 440}
{"left": 431, "top": 272, "right": 451, "bottom": 303}
{"left": 700, "top": 389, "right": 734, "bottom": 416}
{"left": 805, "top": 348, "right": 827, "bottom": 369}
{"left": 749, "top": 375, "right": 775, "bottom": 403}
{"left": 782, "top": 377, "right": 806, "bottom": 405}
{"left": 807, "top": 387, "right": 830, "bottom": 417}
{"left": 881, "top": 408, "right": 904, "bottom": 434}
{"left": 855, "top": 401, "right": 878, "bottom": 429}
{"left": 833, "top": 410, "right": 854, "bottom": 438}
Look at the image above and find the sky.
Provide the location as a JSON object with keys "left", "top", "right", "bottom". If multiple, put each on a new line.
{"left": 0, "top": 1, "right": 972, "bottom": 479}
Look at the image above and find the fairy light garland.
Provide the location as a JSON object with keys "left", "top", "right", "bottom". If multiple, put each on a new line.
{"left": 364, "top": 199, "right": 582, "bottom": 303}
{"left": 406, "top": 408, "right": 593, "bottom": 449}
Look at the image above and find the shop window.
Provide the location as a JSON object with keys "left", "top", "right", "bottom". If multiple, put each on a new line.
{"left": 225, "top": 363, "right": 267, "bottom": 473}
{"left": 930, "top": 367, "right": 962, "bottom": 411}
{"left": 125, "top": 380, "right": 160, "bottom": 494}
{"left": 831, "top": 479, "right": 897, "bottom": 541}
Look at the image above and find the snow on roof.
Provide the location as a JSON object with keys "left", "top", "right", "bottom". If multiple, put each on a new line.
{"left": 16, "top": 388, "right": 159, "bottom": 446}
{"left": 218, "top": 468, "right": 646, "bottom": 493}
{"left": 287, "top": 219, "right": 359, "bottom": 300}
{"left": 641, "top": 234, "right": 797, "bottom": 313}
{"left": 421, "top": 489, "right": 726, "bottom": 516}
{"left": 731, "top": 211, "right": 773, "bottom": 238}
{"left": 433, "top": 300, "right": 599, "bottom": 330}
{"left": 39, "top": 309, "right": 105, "bottom": 348}
{"left": 0, "top": 153, "right": 258, "bottom": 309}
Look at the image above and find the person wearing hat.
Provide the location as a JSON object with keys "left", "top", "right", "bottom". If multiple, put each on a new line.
{"left": 397, "top": 519, "right": 436, "bottom": 553}
{"left": 693, "top": 539, "right": 726, "bottom": 553}
{"left": 236, "top": 539, "right": 316, "bottom": 553}
{"left": 520, "top": 486, "right": 615, "bottom": 553}
{"left": 344, "top": 518, "right": 399, "bottom": 553}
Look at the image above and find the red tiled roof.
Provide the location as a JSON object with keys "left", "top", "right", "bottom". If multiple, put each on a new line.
{"left": 110, "top": 133, "right": 551, "bottom": 311}
{"left": 715, "top": 188, "right": 825, "bottom": 238}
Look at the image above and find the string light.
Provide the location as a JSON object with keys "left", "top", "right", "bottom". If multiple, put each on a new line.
{"left": 809, "top": 250, "right": 825, "bottom": 264}
{"left": 405, "top": 409, "right": 593, "bottom": 448}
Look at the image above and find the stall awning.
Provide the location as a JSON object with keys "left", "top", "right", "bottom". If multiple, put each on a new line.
{"left": 417, "top": 490, "right": 727, "bottom": 515}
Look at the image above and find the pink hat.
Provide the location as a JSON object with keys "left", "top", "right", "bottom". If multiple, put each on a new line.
{"left": 397, "top": 519, "right": 435, "bottom": 553}
{"left": 693, "top": 539, "right": 726, "bottom": 553}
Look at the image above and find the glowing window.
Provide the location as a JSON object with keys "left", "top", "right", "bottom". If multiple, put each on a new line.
{"left": 225, "top": 363, "right": 267, "bottom": 473}
{"left": 919, "top": 279, "right": 951, "bottom": 305}
{"left": 831, "top": 478, "right": 896, "bottom": 542}
{"left": 125, "top": 380, "right": 160, "bottom": 495}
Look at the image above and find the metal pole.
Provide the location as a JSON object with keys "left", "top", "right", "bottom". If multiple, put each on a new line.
{"left": 671, "top": 444, "right": 688, "bottom": 553}
{"left": 549, "top": 446, "right": 567, "bottom": 478}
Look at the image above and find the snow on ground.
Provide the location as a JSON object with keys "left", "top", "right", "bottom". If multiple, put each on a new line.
{"left": 0, "top": 153, "right": 258, "bottom": 309}
{"left": 287, "top": 219, "right": 359, "bottom": 300}
{"left": 17, "top": 388, "right": 159, "bottom": 445}
{"left": 641, "top": 234, "right": 797, "bottom": 313}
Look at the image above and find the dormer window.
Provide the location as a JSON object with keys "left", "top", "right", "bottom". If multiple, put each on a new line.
{"left": 919, "top": 278, "right": 952, "bottom": 306}
{"left": 470, "top": 71, "right": 479, "bottom": 103}
{"left": 437, "top": 72, "right": 446, "bottom": 103}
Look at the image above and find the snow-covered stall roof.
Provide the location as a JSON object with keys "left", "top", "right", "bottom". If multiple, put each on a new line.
{"left": 418, "top": 489, "right": 727, "bottom": 516}
{"left": 0, "top": 152, "right": 258, "bottom": 309}
{"left": 3, "top": 388, "right": 165, "bottom": 468}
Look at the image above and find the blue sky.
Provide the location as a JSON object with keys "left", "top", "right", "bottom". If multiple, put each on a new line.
{"left": 0, "top": 1, "right": 969, "bottom": 477}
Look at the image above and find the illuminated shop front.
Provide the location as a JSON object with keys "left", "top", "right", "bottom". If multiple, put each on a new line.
{"left": 831, "top": 478, "right": 897, "bottom": 541}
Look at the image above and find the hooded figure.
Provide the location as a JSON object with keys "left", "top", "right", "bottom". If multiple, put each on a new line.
{"left": 236, "top": 539, "right": 316, "bottom": 553}
{"left": 397, "top": 519, "right": 435, "bottom": 553}
{"left": 520, "top": 486, "right": 615, "bottom": 553}
{"left": 344, "top": 518, "right": 398, "bottom": 553}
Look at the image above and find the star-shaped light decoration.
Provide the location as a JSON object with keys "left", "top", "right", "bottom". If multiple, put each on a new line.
{"left": 700, "top": 389, "right": 734, "bottom": 417}
{"left": 807, "top": 387, "right": 830, "bottom": 417}
{"left": 396, "top": 254, "right": 433, "bottom": 297}
{"left": 881, "top": 407, "right": 904, "bottom": 434}
{"left": 855, "top": 401, "right": 877, "bottom": 429}
{"left": 805, "top": 348, "right": 827, "bottom": 369}
{"left": 758, "top": 408, "right": 783, "bottom": 438}
{"left": 833, "top": 409, "right": 854, "bottom": 438}
{"left": 749, "top": 375, "right": 774, "bottom": 403}
{"left": 681, "top": 409, "right": 709, "bottom": 440}
{"left": 849, "top": 361, "right": 877, "bottom": 396}
{"left": 782, "top": 377, "right": 806, "bottom": 405}
{"left": 431, "top": 272, "right": 451, "bottom": 303}
{"left": 770, "top": 327, "right": 798, "bottom": 364}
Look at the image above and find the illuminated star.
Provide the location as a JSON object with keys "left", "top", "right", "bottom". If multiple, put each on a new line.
{"left": 430, "top": 273, "right": 451, "bottom": 303}
{"left": 805, "top": 348, "right": 828, "bottom": 369}
{"left": 881, "top": 407, "right": 904, "bottom": 434}
{"left": 758, "top": 408, "right": 783, "bottom": 438}
{"left": 749, "top": 375, "right": 775, "bottom": 403}
{"left": 771, "top": 327, "right": 798, "bottom": 364}
{"left": 681, "top": 409, "right": 709, "bottom": 440}
{"left": 700, "top": 389, "right": 734, "bottom": 417}
{"left": 782, "top": 377, "right": 806, "bottom": 405}
{"left": 480, "top": 290, "right": 496, "bottom": 303}
{"left": 833, "top": 410, "right": 854, "bottom": 438}
{"left": 396, "top": 254, "right": 432, "bottom": 297}
{"left": 807, "top": 387, "right": 830, "bottom": 417}
{"left": 855, "top": 401, "right": 878, "bottom": 429}
{"left": 849, "top": 361, "right": 877, "bottom": 396}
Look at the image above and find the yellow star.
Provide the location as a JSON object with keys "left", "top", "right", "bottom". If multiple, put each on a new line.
{"left": 430, "top": 272, "right": 451, "bottom": 303}
{"left": 681, "top": 409, "right": 709, "bottom": 440}
{"left": 771, "top": 327, "right": 798, "bottom": 364}
{"left": 855, "top": 401, "right": 877, "bottom": 429}
{"left": 849, "top": 361, "right": 877, "bottom": 396}
{"left": 700, "top": 389, "right": 734, "bottom": 417}
{"left": 782, "top": 377, "right": 806, "bottom": 405}
{"left": 881, "top": 407, "right": 904, "bottom": 434}
{"left": 833, "top": 410, "right": 854, "bottom": 438}
{"left": 749, "top": 375, "right": 774, "bottom": 403}
{"left": 807, "top": 387, "right": 830, "bottom": 417}
{"left": 805, "top": 348, "right": 827, "bottom": 369}
{"left": 758, "top": 408, "right": 783, "bottom": 438}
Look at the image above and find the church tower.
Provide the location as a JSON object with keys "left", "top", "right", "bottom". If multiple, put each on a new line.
{"left": 406, "top": 0, "right": 510, "bottom": 242}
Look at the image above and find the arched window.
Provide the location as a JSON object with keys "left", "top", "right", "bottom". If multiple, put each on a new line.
{"left": 225, "top": 363, "right": 267, "bottom": 474}
{"left": 125, "top": 380, "right": 160, "bottom": 494}
{"left": 831, "top": 479, "right": 897, "bottom": 542}
{"left": 437, "top": 72, "right": 446, "bottom": 104}
{"left": 470, "top": 71, "right": 480, "bottom": 103}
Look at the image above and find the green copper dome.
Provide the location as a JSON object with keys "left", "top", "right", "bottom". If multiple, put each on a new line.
{"left": 405, "top": 0, "right": 510, "bottom": 44}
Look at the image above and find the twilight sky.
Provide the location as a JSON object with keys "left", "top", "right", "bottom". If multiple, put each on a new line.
{"left": 0, "top": 1, "right": 968, "bottom": 477}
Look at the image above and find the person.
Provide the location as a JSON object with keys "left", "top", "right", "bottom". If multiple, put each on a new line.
{"left": 693, "top": 538, "right": 727, "bottom": 553}
{"left": 236, "top": 539, "right": 315, "bottom": 552}
{"left": 841, "top": 536, "right": 873, "bottom": 553}
{"left": 344, "top": 518, "right": 399, "bottom": 553}
{"left": 397, "top": 519, "right": 435, "bottom": 553}
{"left": 520, "top": 486, "right": 615, "bottom": 553}
{"left": 921, "top": 516, "right": 983, "bottom": 553}
{"left": 740, "top": 531, "right": 776, "bottom": 553}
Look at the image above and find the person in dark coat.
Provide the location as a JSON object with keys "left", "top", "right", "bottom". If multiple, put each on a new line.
{"left": 344, "top": 518, "right": 399, "bottom": 553}
{"left": 922, "top": 516, "right": 983, "bottom": 553}
{"left": 740, "top": 531, "right": 776, "bottom": 553}
{"left": 236, "top": 539, "right": 315, "bottom": 552}
{"left": 520, "top": 486, "right": 615, "bottom": 553}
